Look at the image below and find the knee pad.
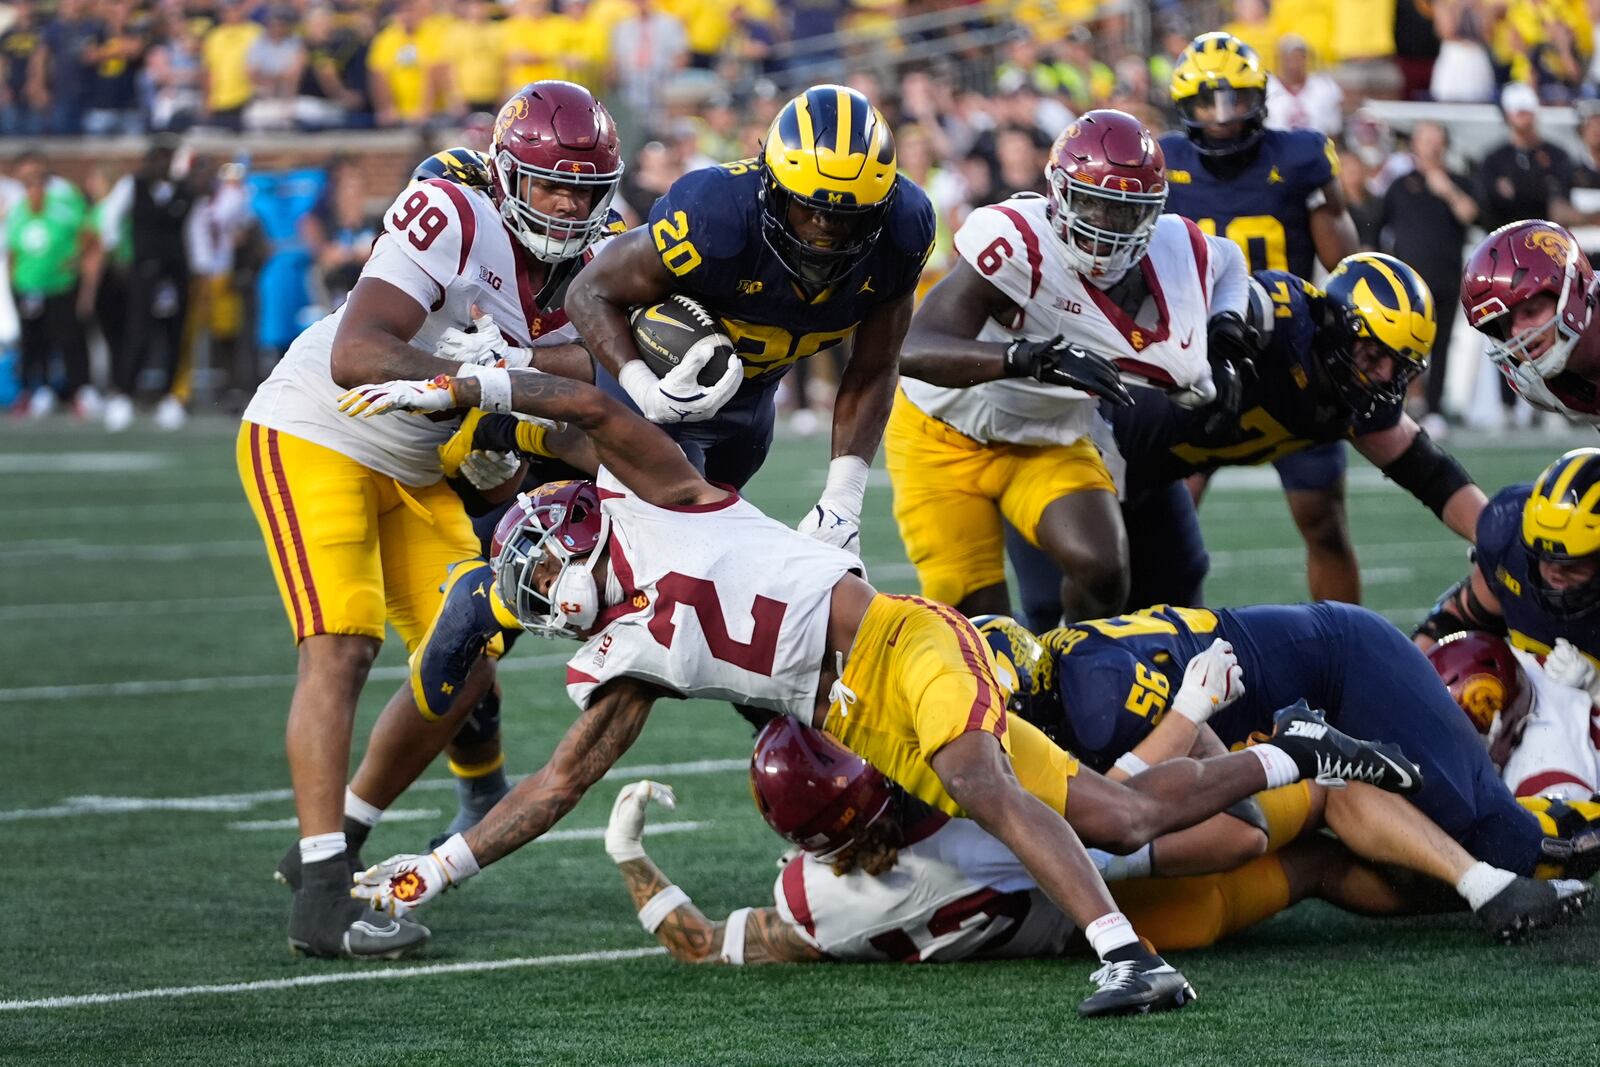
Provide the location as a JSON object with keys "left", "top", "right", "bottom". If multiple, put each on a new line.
{"left": 453, "top": 685, "right": 502, "bottom": 748}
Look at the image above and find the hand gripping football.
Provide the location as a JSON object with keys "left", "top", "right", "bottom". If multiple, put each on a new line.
{"left": 629, "top": 294, "right": 735, "bottom": 388}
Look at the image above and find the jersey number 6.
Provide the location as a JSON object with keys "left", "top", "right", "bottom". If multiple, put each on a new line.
{"left": 391, "top": 190, "right": 449, "bottom": 252}
{"left": 975, "top": 236, "right": 1013, "bottom": 276}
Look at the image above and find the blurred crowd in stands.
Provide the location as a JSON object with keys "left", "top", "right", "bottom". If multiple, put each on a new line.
{"left": 8, "top": 0, "right": 1600, "bottom": 432}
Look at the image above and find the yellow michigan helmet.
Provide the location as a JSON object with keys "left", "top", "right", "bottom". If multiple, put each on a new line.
{"left": 1321, "top": 252, "right": 1436, "bottom": 419}
{"left": 1169, "top": 31, "right": 1269, "bottom": 155}
{"left": 1523, "top": 448, "right": 1600, "bottom": 617}
{"left": 410, "top": 146, "right": 493, "bottom": 189}
{"left": 759, "top": 84, "right": 898, "bottom": 288}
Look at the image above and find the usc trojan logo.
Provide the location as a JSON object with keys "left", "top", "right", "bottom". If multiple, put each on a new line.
{"left": 1526, "top": 227, "right": 1573, "bottom": 261}
{"left": 1456, "top": 673, "right": 1507, "bottom": 732}
{"left": 389, "top": 869, "right": 428, "bottom": 902}
{"left": 495, "top": 95, "right": 531, "bottom": 143}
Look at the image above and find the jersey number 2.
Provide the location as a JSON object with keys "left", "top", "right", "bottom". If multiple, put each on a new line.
{"left": 391, "top": 190, "right": 449, "bottom": 252}
{"left": 649, "top": 572, "right": 786, "bottom": 675}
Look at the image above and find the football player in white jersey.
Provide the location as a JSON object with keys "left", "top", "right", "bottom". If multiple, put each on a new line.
{"left": 890, "top": 109, "right": 1249, "bottom": 626}
{"left": 335, "top": 364, "right": 1422, "bottom": 1015}
{"left": 236, "top": 81, "right": 623, "bottom": 959}
{"left": 600, "top": 720, "right": 1587, "bottom": 974}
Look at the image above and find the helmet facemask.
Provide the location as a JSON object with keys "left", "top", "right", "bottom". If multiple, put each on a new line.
{"left": 1178, "top": 83, "right": 1266, "bottom": 156}
{"left": 493, "top": 150, "right": 621, "bottom": 264}
{"left": 1326, "top": 330, "right": 1425, "bottom": 420}
{"left": 1047, "top": 165, "right": 1164, "bottom": 281}
{"left": 1525, "top": 545, "right": 1600, "bottom": 620}
{"left": 757, "top": 168, "right": 894, "bottom": 290}
{"left": 492, "top": 499, "right": 612, "bottom": 639}
{"left": 1481, "top": 260, "right": 1596, "bottom": 389}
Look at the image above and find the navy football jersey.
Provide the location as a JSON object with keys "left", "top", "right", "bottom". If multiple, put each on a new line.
{"left": 645, "top": 160, "right": 935, "bottom": 384}
{"left": 1159, "top": 128, "right": 1338, "bottom": 277}
{"left": 1473, "top": 484, "right": 1600, "bottom": 661}
{"left": 1110, "top": 268, "right": 1401, "bottom": 490}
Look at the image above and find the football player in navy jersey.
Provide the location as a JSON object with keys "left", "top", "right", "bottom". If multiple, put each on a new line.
{"left": 1418, "top": 449, "right": 1600, "bottom": 676}
{"left": 566, "top": 84, "right": 935, "bottom": 551}
{"left": 1039, "top": 253, "right": 1483, "bottom": 619}
{"left": 1160, "top": 31, "right": 1366, "bottom": 603}
{"left": 974, "top": 608, "right": 1600, "bottom": 881}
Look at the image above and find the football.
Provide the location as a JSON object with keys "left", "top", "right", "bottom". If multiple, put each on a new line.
{"left": 629, "top": 294, "right": 736, "bottom": 387}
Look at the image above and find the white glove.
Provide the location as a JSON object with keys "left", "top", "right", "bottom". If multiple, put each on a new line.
{"left": 435, "top": 309, "right": 533, "bottom": 369}
{"left": 337, "top": 376, "right": 458, "bottom": 418}
{"left": 459, "top": 449, "right": 522, "bottom": 490}
{"left": 350, "top": 834, "right": 479, "bottom": 917}
{"left": 604, "top": 779, "right": 677, "bottom": 864}
{"left": 1170, "top": 374, "right": 1218, "bottom": 410}
{"left": 796, "top": 456, "right": 869, "bottom": 555}
{"left": 618, "top": 338, "right": 743, "bottom": 424}
{"left": 1545, "top": 638, "right": 1600, "bottom": 702}
{"left": 1171, "top": 638, "right": 1245, "bottom": 724}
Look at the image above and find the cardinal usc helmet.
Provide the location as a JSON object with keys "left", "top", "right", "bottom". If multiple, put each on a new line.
{"left": 1169, "top": 32, "right": 1270, "bottom": 156}
{"left": 1321, "top": 252, "right": 1436, "bottom": 419}
{"left": 1425, "top": 631, "right": 1529, "bottom": 735}
{"left": 1522, "top": 448, "right": 1600, "bottom": 619}
{"left": 1045, "top": 109, "right": 1167, "bottom": 281}
{"left": 490, "top": 81, "right": 623, "bottom": 263}
{"left": 1461, "top": 220, "right": 1599, "bottom": 408}
{"left": 490, "top": 480, "right": 612, "bottom": 639}
{"left": 410, "top": 146, "right": 493, "bottom": 190}
{"left": 750, "top": 718, "right": 893, "bottom": 858}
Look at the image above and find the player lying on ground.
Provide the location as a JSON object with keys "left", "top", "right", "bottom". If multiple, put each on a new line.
{"left": 602, "top": 721, "right": 1589, "bottom": 969}
{"left": 974, "top": 608, "right": 1600, "bottom": 880}
{"left": 1004, "top": 253, "right": 1483, "bottom": 628}
{"left": 334, "top": 365, "right": 1420, "bottom": 1014}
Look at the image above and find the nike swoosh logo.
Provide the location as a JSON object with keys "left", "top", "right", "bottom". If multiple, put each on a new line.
{"left": 1374, "top": 748, "right": 1415, "bottom": 792}
{"left": 886, "top": 618, "right": 909, "bottom": 647}
{"left": 644, "top": 306, "right": 695, "bottom": 331}
{"left": 1179, "top": 333, "right": 1194, "bottom": 349}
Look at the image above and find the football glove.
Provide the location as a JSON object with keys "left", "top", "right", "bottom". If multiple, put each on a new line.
{"left": 1171, "top": 638, "right": 1246, "bottom": 725}
{"left": 1545, "top": 638, "right": 1600, "bottom": 704}
{"left": 618, "top": 339, "right": 744, "bottom": 424}
{"left": 337, "top": 375, "right": 459, "bottom": 418}
{"left": 351, "top": 834, "right": 479, "bottom": 917}
{"left": 604, "top": 780, "right": 677, "bottom": 864}
{"left": 434, "top": 309, "right": 533, "bottom": 369}
{"left": 459, "top": 448, "right": 521, "bottom": 490}
{"left": 797, "top": 456, "right": 869, "bottom": 555}
{"left": 1003, "top": 335, "right": 1134, "bottom": 407}
{"left": 1197, "top": 312, "right": 1256, "bottom": 437}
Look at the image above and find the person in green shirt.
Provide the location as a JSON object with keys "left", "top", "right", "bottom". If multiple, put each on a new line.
{"left": 5, "top": 152, "right": 100, "bottom": 417}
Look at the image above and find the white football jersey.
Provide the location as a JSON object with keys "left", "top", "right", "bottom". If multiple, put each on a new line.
{"left": 564, "top": 469, "right": 860, "bottom": 717}
{"left": 244, "top": 179, "right": 595, "bottom": 486}
{"left": 900, "top": 196, "right": 1246, "bottom": 447}
{"left": 771, "top": 814, "right": 1110, "bottom": 961}
{"left": 1501, "top": 650, "right": 1600, "bottom": 799}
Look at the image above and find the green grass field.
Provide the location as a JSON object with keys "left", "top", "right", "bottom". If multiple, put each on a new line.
{"left": 3, "top": 418, "right": 1599, "bottom": 1066}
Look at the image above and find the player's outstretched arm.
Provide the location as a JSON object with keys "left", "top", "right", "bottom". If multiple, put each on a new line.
{"left": 604, "top": 782, "right": 823, "bottom": 964}
{"left": 899, "top": 261, "right": 1020, "bottom": 386}
{"left": 1106, "top": 638, "right": 1244, "bottom": 782}
{"left": 1308, "top": 176, "right": 1360, "bottom": 273}
{"left": 1353, "top": 416, "right": 1485, "bottom": 541}
{"left": 565, "top": 228, "right": 677, "bottom": 378}
{"left": 1413, "top": 565, "right": 1505, "bottom": 650}
{"left": 329, "top": 277, "right": 477, "bottom": 388}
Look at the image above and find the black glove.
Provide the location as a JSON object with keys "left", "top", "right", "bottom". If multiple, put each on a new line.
{"left": 1003, "top": 335, "right": 1134, "bottom": 407}
{"left": 1199, "top": 312, "right": 1256, "bottom": 436}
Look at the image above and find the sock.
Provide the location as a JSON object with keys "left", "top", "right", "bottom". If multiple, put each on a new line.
{"left": 445, "top": 756, "right": 510, "bottom": 836}
{"left": 1085, "top": 911, "right": 1140, "bottom": 960}
{"left": 1249, "top": 743, "right": 1301, "bottom": 789}
{"left": 344, "top": 787, "right": 384, "bottom": 828}
{"left": 1456, "top": 861, "right": 1518, "bottom": 911}
{"left": 342, "top": 815, "right": 373, "bottom": 854}
{"left": 1101, "top": 843, "right": 1153, "bottom": 882}
{"left": 299, "top": 831, "right": 346, "bottom": 865}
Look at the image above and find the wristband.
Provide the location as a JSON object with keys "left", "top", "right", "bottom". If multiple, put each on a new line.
{"left": 720, "top": 907, "right": 753, "bottom": 965}
{"left": 513, "top": 417, "right": 556, "bottom": 457}
{"left": 1112, "top": 752, "right": 1149, "bottom": 777}
{"left": 638, "top": 884, "right": 691, "bottom": 933}
{"left": 458, "top": 363, "right": 512, "bottom": 414}
{"left": 819, "top": 455, "right": 870, "bottom": 519}
{"left": 432, "top": 832, "right": 481, "bottom": 881}
{"left": 618, "top": 359, "right": 660, "bottom": 409}
{"left": 1172, "top": 685, "right": 1216, "bottom": 725}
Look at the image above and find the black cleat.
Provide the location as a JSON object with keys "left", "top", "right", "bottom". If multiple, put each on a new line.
{"left": 287, "top": 855, "right": 429, "bottom": 960}
{"left": 1475, "top": 875, "right": 1594, "bottom": 944}
{"left": 1268, "top": 700, "right": 1423, "bottom": 795}
{"left": 1077, "top": 956, "right": 1197, "bottom": 1018}
{"left": 274, "top": 840, "right": 365, "bottom": 892}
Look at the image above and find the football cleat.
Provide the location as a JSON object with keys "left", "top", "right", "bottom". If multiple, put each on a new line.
{"left": 1474, "top": 875, "right": 1594, "bottom": 944}
{"left": 1077, "top": 955, "right": 1197, "bottom": 1018}
{"left": 287, "top": 855, "right": 430, "bottom": 960}
{"left": 273, "top": 828, "right": 367, "bottom": 892}
{"left": 1268, "top": 700, "right": 1423, "bottom": 795}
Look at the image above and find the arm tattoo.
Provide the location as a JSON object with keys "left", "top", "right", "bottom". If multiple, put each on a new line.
{"left": 742, "top": 908, "right": 826, "bottom": 964}
{"left": 616, "top": 857, "right": 722, "bottom": 963}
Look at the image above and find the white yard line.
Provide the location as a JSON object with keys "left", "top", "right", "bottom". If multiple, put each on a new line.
{"left": 0, "top": 759, "right": 746, "bottom": 823}
{"left": 0, "top": 946, "right": 669, "bottom": 1012}
{"left": 0, "top": 595, "right": 283, "bottom": 621}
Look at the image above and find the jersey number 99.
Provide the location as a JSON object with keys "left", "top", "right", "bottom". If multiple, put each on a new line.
{"left": 391, "top": 190, "right": 449, "bottom": 252}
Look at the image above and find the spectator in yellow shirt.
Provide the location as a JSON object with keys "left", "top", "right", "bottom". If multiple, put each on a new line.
{"left": 449, "top": 1, "right": 506, "bottom": 113}
{"left": 368, "top": 1, "right": 435, "bottom": 126}
{"left": 503, "top": 0, "right": 569, "bottom": 88}
{"left": 201, "top": 0, "right": 263, "bottom": 130}
{"left": 1224, "top": 0, "right": 1281, "bottom": 72}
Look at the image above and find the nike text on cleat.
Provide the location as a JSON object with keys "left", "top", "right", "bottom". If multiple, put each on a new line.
{"left": 1268, "top": 700, "right": 1423, "bottom": 796}
{"left": 1077, "top": 957, "right": 1197, "bottom": 1018}
{"left": 1475, "top": 876, "right": 1594, "bottom": 944}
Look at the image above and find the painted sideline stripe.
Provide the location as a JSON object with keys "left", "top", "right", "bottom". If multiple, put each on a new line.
{"left": 229, "top": 808, "right": 442, "bottom": 831}
{"left": 0, "top": 946, "right": 668, "bottom": 1013}
{"left": 0, "top": 595, "right": 282, "bottom": 621}
{"left": 0, "top": 759, "right": 746, "bottom": 822}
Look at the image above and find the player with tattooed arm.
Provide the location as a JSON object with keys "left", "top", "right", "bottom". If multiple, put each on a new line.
{"left": 334, "top": 365, "right": 1421, "bottom": 1015}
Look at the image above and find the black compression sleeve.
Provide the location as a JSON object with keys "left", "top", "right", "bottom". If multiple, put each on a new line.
{"left": 1379, "top": 428, "right": 1475, "bottom": 518}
